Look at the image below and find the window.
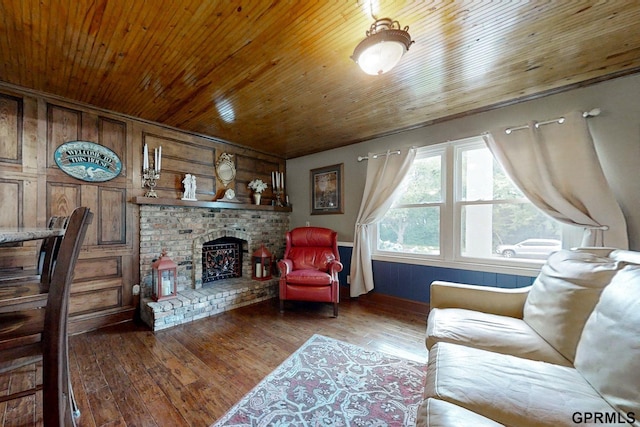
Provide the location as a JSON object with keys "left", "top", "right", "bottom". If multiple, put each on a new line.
{"left": 376, "top": 137, "right": 564, "bottom": 270}
{"left": 378, "top": 149, "right": 444, "bottom": 256}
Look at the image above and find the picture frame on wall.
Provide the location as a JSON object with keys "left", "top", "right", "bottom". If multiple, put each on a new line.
{"left": 310, "top": 163, "right": 344, "bottom": 215}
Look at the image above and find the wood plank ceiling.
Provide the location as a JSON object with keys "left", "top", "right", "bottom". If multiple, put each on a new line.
{"left": 1, "top": 1, "right": 640, "bottom": 159}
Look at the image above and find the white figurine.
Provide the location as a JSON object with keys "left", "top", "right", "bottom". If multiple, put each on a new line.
{"left": 182, "top": 174, "right": 197, "bottom": 201}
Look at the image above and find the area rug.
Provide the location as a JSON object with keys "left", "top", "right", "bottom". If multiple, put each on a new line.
{"left": 211, "top": 334, "right": 426, "bottom": 426}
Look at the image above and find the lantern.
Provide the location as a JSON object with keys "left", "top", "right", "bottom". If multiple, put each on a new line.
{"left": 151, "top": 249, "right": 178, "bottom": 301}
{"left": 252, "top": 244, "right": 272, "bottom": 281}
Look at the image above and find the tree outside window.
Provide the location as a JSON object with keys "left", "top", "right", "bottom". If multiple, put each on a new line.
{"left": 376, "top": 138, "right": 563, "bottom": 266}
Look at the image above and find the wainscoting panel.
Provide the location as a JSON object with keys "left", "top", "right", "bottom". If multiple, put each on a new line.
{"left": 74, "top": 256, "right": 122, "bottom": 282}
{"left": 338, "top": 245, "right": 536, "bottom": 304}
{"left": 69, "top": 283, "right": 122, "bottom": 315}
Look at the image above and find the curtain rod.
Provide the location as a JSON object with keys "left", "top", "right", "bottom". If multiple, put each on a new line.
{"left": 357, "top": 150, "right": 401, "bottom": 162}
{"left": 505, "top": 108, "right": 601, "bottom": 134}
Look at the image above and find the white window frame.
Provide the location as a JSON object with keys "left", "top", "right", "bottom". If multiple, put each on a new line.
{"left": 373, "top": 136, "right": 550, "bottom": 277}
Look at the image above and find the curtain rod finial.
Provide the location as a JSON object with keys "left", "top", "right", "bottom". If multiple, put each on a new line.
{"left": 583, "top": 108, "right": 601, "bottom": 118}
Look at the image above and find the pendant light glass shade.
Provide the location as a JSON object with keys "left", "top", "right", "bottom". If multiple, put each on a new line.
{"left": 352, "top": 18, "right": 414, "bottom": 75}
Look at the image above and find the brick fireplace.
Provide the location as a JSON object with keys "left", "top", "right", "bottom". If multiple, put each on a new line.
{"left": 137, "top": 202, "right": 290, "bottom": 330}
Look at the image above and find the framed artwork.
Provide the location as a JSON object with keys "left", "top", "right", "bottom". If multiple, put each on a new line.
{"left": 310, "top": 163, "right": 344, "bottom": 215}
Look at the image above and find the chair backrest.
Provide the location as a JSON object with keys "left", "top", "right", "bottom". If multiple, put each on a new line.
{"left": 41, "top": 206, "right": 92, "bottom": 423}
{"left": 38, "top": 216, "right": 70, "bottom": 291}
{"left": 43, "top": 207, "right": 92, "bottom": 341}
{"left": 284, "top": 227, "right": 339, "bottom": 271}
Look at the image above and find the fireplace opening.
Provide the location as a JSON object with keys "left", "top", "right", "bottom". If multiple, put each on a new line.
{"left": 202, "top": 237, "right": 245, "bottom": 285}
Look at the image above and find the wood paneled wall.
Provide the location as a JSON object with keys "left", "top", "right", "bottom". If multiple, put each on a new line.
{"left": 0, "top": 84, "right": 285, "bottom": 333}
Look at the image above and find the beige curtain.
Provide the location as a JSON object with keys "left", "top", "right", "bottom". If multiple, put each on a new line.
{"left": 486, "top": 111, "right": 628, "bottom": 249}
{"left": 350, "top": 148, "right": 417, "bottom": 297}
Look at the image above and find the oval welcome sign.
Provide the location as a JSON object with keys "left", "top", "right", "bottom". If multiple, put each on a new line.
{"left": 54, "top": 141, "right": 122, "bottom": 182}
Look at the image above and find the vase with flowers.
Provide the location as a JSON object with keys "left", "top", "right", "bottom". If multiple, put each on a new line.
{"left": 248, "top": 179, "right": 268, "bottom": 205}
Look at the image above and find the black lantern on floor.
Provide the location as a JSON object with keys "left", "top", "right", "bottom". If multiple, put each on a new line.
{"left": 252, "top": 244, "right": 272, "bottom": 281}
{"left": 152, "top": 249, "right": 177, "bottom": 301}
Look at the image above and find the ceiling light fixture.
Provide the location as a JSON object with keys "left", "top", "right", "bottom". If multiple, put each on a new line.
{"left": 351, "top": 17, "right": 414, "bottom": 75}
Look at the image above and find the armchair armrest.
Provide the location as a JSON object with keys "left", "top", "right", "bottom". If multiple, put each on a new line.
{"left": 277, "top": 259, "right": 293, "bottom": 276}
{"left": 430, "top": 280, "right": 531, "bottom": 319}
{"left": 328, "top": 260, "right": 343, "bottom": 275}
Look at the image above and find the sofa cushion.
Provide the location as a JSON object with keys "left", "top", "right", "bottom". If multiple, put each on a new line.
{"left": 523, "top": 249, "right": 623, "bottom": 362}
{"left": 426, "top": 308, "right": 571, "bottom": 366}
{"left": 424, "top": 342, "right": 622, "bottom": 427}
{"left": 417, "top": 398, "right": 505, "bottom": 427}
{"left": 609, "top": 249, "right": 640, "bottom": 264}
{"left": 574, "top": 264, "right": 640, "bottom": 420}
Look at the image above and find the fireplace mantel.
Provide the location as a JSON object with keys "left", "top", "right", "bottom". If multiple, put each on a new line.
{"left": 134, "top": 196, "right": 292, "bottom": 212}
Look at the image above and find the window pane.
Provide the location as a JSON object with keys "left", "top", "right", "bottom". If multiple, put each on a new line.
{"left": 396, "top": 155, "right": 442, "bottom": 205}
{"left": 460, "top": 147, "right": 524, "bottom": 201}
{"left": 378, "top": 207, "right": 440, "bottom": 255}
{"left": 460, "top": 203, "right": 562, "bottom": 260}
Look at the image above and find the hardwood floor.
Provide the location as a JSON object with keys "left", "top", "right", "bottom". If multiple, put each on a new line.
{"left": 0, "top": 297, "right": 429, "bottom": 427}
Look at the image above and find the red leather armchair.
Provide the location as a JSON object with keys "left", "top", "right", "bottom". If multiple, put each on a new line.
{"left": 277, "top": 227, "right": 343, "bottom": 317}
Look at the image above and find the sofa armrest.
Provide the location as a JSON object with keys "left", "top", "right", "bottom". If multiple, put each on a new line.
{"left": 430, "top": 280, "right": 531, "bottom": 318}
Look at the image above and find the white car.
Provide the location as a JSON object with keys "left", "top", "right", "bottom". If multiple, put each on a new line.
{"left": 496, "top": 239, "right": 562, "bottom": 259}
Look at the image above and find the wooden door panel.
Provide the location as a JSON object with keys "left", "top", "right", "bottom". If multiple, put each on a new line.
{"left": 143, "top": 133, "right": 214, "bottom": 164}
{"left": 98, "top": 187, "right": 126, "bottom": 245}
{"left": 0, "top": 179, "right": 21, "bottom": 227}
{"left": 47, "top": 182, "right": 82, "bottom": 218}
{"left": 70, "top": 284, "right": 122, "bottom": 315}
{"left": 0, "top": 179, "right": 32, "bottom": 270}
{"left": 0, "top": 94, "right": 21, "bottom": 163}
{"left": 142, "top": 133, "right": 216, "bottom": 198}
{"left": 47, "top": 104, "right": 81, "bottom": 168}
{"left": 74, "top": 256, "right": 121, "bottom": 282}
{"left": 99, "top": 118, "right": 127, "bottom": 176}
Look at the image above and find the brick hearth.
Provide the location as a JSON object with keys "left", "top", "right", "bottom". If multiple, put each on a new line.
{"left": 140, "top": 277, "right": 278, "bottom": 331}
{"left": 137, "top": 202, "right": 290, "bottom": 331}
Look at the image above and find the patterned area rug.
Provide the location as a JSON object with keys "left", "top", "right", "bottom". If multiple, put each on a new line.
{"left": 212, "top": 334, "right": 426, "bottom": 426}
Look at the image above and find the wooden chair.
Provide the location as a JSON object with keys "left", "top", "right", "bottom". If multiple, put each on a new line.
{"left": 0, "top": 215, "right": 69, "bottom": 287}
{"left": 0, "top": 207, "right": 92, "bottom": 426}
{"left": 0, "top": 214, "right": 71, "bottom": 315}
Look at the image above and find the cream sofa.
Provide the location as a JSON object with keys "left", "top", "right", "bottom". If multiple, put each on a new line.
{"left": 417, "top": 248, "right": 640, "bottom": 427}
